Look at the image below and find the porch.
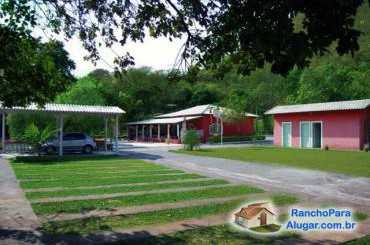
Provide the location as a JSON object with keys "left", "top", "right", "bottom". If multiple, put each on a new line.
{"left": 126, "top": 116, "right": 201, "bottom": 144}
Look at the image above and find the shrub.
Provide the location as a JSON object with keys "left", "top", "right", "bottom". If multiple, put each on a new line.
{"left": 209, "top": 135, "right": 251, "bottom": 143}
{"left": 208, "top": 135, "right": 265, "bottom": 143}
{"left": 23, "top": 123, "right": 56, "bottom": 154}
{"left": 324, "top": 145, "right": 330, "bottom": 151}
{"left": 253, "top": 134, "right": 266, "bottom": 140}
{"left": 364, "top": 144, "right": 369, "bottom": 152}
{"left": 183, "top": 130, "right": 200, "bottom": 151}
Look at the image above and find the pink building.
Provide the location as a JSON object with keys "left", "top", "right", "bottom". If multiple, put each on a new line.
{"left": 265, "top": 99, "right": 370, "bottom": 150}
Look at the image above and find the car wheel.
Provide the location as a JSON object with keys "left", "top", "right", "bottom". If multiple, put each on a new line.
{"left": 83, "top": 145, "right": 93, "bottom": 154}
{"left": 46, "top": 146, "right": 56, "bottom": 155}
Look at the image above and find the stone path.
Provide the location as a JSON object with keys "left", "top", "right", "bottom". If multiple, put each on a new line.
{"left": 31, "top": 183, "right": 236, "bottom": 203}
{"left": 24, "top": 178, "right": 213, "bottom": 193}
{"left": 41, "top": 194, "right": 265, "bottom": 222}
{"left": 0, "top": 158, "right": 40, "bottom": 231}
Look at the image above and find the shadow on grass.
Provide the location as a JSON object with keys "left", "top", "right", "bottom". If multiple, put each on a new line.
{"left": 171, "top": 149, "right": 214, "bottom": 154}
{"left": 1, "top": 223, "right": 353, "bottom": 245}
{"left": 12, "top": 155, "right": 122, "bottom": 164}
{"left": 12, "top": 150, "right": 168, "bottom": 164}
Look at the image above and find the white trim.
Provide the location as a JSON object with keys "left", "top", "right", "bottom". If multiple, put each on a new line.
{"left": 281, "top": 122, "right": 292, "bottom": 147}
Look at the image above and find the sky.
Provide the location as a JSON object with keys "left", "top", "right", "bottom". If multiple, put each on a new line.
{"left": 63, "top": 35, "right": 186, "bottom": 77}
{"left": 34, "top": 27, "right": 186, "bottom": 77}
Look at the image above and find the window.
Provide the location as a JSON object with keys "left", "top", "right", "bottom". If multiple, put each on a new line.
{"left": 63, "top": 133, "right": 85, "bottom": 140}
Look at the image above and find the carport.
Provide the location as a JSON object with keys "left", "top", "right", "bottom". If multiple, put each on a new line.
{"left": 0, "top": 103, "right": 125, "bottom": 156}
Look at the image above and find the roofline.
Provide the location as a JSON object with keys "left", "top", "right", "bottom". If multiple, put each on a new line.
{"left": 0, "top": 103, "right": 125, "bottom": 115}
{"left": 155, "top": 104, "right": 211, "bottom": 118}
{"left": 155, "top": 104, "right": 259, "bottom": 118}
{"left": 265, "top": 99, "right": 370, "bottom": 115}
{"left": 156, "top": 113, "right": 204, "bottom": 119}
{"left": 265, "top": 107, "right": 368, "bottom": 115}
{"left": 234, "top": 207, "right": 275, "bottom": 219}
{"left": 126, "top": 116, "right": 202, "bottom": 125}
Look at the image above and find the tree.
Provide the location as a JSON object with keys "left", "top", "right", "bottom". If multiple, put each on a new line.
{"left": 56, "top": 76, "right": 108, "bottom": 135}
{"left": 0, "top": 1, "right": 367, "bottom": 75}
{"left": 289, "top": 63, "right": 370, "bottom": 104}
{"left": 0, "top": 26, "right": 75, "bottom": 106}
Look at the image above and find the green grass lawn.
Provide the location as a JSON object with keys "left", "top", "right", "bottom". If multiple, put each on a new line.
{"left": 42, "top": 200, "right": 244, "bottom": 235}
{"left": 32, "top": 185, "right": 262, "bottom": 215}
{"left": 26, "top": 179, "right": 229, "bottom": 199}
{"left": 20, "top": 173, "right": 204, "bottom": 189}
{"left": 250, "top": 224, "right": 281, "bottom": 233}
{"left": 12, "top": 155, "right": 297, "bottom": 239}
{"left": 344, "top": 235, "right": 370, "bottom": 245}
{"left": 175, "top": 147, "right": 370, "bottom": 178}
{"left": 18, "top": 169, "right": 183, "bottom": 180}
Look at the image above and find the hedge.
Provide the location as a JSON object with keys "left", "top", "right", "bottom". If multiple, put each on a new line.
{"left": 208, "top": 135, "right": 265, "bottom": 143}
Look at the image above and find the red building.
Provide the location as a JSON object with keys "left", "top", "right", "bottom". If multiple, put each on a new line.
{"left": 127, "top": 105, "right": 258, "bottom": 143}
{"left": 265, "top": 99, "right": 370, "bottom": 150}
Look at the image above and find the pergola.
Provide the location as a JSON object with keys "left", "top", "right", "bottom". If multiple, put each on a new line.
{"left": 0, "top": 103, "right": 125, "bottom": 156}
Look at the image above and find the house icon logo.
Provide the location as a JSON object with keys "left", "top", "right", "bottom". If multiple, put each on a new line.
{"left": 233, "top": 202, "right": 281, "bottom": 233}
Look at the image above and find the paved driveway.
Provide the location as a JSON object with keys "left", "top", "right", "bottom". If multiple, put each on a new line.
{"left": 0, "top": 158, "right": 39, "bottom": 231}
{"left": 118, "top": 143, "right": 370, "bottom": 207}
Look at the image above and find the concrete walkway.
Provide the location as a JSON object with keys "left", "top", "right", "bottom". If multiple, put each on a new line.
{"left": 118, "top": 145, "right": 370, "bottom": 207}
{"left": 0, "top": 158, "right": 40, "bottom": 231}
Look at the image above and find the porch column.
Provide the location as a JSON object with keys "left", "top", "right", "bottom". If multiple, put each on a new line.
{"left": 58, "top": 114, "right": 64, "bottom": 156}
{"left": 114, "top": 115, "right": 119, "bottom": 152}
{"left": 135, "top": 125, "right": 138, "bottom": 141}
{"left": 167, "top": 124, "right": 170, "bottom": 140}
{"left": 104, "top": 117, "right": 108, "bottom": 151}
{"left": 149, "top": 125, "right": 153, "bottom": 140}
{"left": 181, "top": 118, "right": 187, "bottom": 139}
{"left": 142, "top": 125, "right": 145, "bottom": 140}
{"left": 157, "top": 124, "right": 161, "bottom": 140}
{"left": 1, "top": 112, "right": 5, "bottom": 153}
{"left": 176, "top": 124, "right": 180, "bottom": 138}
